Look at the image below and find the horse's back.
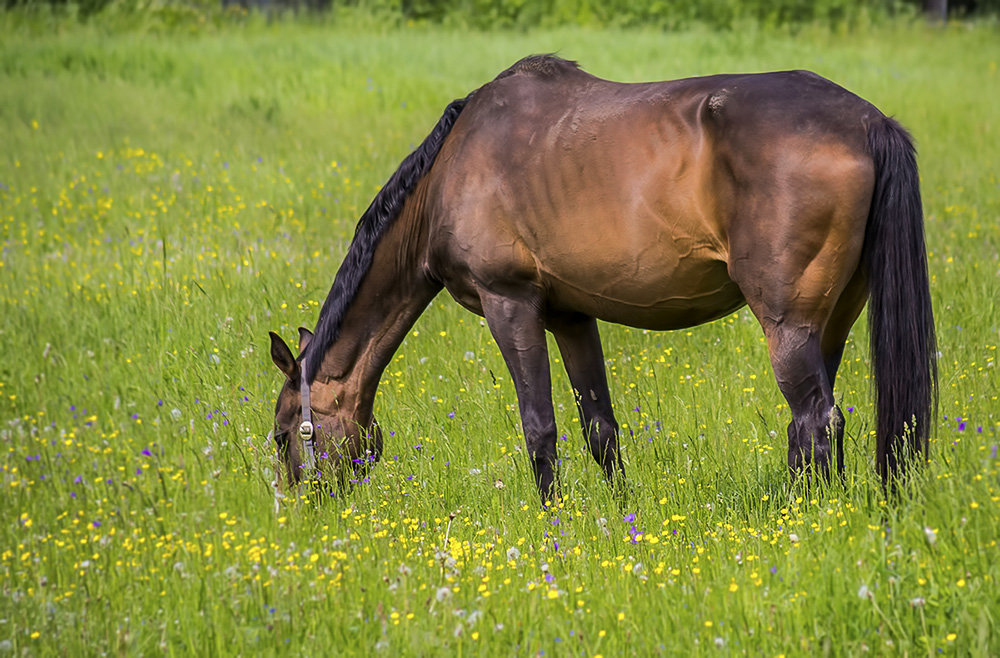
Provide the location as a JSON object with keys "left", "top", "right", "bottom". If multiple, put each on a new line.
{"left": 425, "top": 58, "right": 878, "bottom": 330}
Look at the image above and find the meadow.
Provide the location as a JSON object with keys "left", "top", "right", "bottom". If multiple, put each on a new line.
{"left": 1, "top": 12, "right": 999, "bottom": 655}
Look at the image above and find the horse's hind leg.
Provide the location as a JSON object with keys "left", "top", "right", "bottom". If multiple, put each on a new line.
{"left": 819, "top": 268, "right": 869, "bottom": 475}
{"left": 479, "top": 291, "right": 559, "bottom": 502}
{"left": 547, "top": 313, "right": 626, "bottom": 487}
{"left": 761, "top": 322, "right": 840, "bottom": 478}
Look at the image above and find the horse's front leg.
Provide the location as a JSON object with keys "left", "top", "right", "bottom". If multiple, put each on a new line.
{"left": 547, "top": 312, "right": 626, "bottom": 489}
{"left": 480, "top": 292, "right": 559, "bottom": 503}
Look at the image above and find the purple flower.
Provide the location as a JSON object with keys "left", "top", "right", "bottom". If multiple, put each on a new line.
{"left": 847, "top": 406, "right": 855, "bottom": 413}
{"left": 92, "top": 521, "right": 101, "bottom": 528}
{"left": 623, "top": 512, "right": 636, "bottom": 523}
{"left": 142, "top": 448, "right": 152, "bottom": 457}
{"left": 447, "top": 411, "right": 455, "bottom": 418}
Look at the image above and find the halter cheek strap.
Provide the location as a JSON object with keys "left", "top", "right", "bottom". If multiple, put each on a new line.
{"left": 299, "top": 368, "right": 318, "bottom": 478}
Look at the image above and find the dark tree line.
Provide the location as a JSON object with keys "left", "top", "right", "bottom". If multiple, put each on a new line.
{"left": 4, "top": 0, "right": 996, "bottom": 23}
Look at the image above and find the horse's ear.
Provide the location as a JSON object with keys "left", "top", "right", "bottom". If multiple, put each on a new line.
{"left": 269, "top": 331, "right": 298, "bottom": 381}
{"left": 297, "top": 327, "right": 314, "bottom": 352}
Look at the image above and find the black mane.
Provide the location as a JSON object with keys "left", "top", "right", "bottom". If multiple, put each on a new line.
{"left": 301, "top": 93, "right": 471, "bottom": 382}
{"left": 301, "top": 55, "right": 577, "bottom": 382}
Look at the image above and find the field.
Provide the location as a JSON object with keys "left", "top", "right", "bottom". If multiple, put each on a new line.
{"left": 2, "top": 13, "right": 999, "bottom": 655}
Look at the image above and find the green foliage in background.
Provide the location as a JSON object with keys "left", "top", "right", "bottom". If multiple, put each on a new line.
{"left": 4, "top": 0, "right": 1000, "bottom": 29}
{"left": 1, "top": 16, "right": 999, "bottom": 656}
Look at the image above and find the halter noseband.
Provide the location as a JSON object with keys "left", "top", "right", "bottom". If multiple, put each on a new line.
{"left": 298, "top": 368, "right": 318, "bottom": 479}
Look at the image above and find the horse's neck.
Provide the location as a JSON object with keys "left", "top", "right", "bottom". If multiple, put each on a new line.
{"left": 313, "top": 204, "right": 438, "bottom": 417}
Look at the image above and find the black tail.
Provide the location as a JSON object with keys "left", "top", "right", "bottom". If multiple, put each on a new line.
{"left": 302, "top": 93, "right": 473, "bottom": 382}
{"left": 865, "top": 118, "right": 937, "bottom": 485}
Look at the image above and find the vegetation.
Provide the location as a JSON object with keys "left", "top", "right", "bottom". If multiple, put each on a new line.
{"left": 4, "top": 0, "right": 1000, "bottom": 30}
{"left": 1, "top": 15, "right": 998, "bottom": 655}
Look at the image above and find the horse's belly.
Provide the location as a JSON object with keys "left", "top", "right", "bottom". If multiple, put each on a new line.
{"left": 543, "top": 255, "right": 745, "bottom": 330}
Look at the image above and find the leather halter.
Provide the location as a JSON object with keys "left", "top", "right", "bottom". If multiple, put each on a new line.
{"left": 298, "top": 367, "right": 318, "bottom": 478}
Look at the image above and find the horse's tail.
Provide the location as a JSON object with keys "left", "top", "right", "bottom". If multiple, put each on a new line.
{"left": 303, "top": 92, "right": 473, "bottom": 381}
{"left": 864, "top": 117, "right": 937, "bottom": 485}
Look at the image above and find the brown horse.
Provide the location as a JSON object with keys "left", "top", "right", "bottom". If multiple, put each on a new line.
{"left": 269, "top": 55, "right": 936, "bottom": 501}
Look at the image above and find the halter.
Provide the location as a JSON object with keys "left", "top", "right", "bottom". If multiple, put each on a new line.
{"left": 298, "top": 367, "right": 318, "bottom": 479}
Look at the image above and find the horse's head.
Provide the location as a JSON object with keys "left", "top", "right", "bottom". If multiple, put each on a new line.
{"left": 268, "top": 328, "right": 382, "bottom": 488}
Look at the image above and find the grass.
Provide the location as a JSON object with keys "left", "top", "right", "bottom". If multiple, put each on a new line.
{"left": 1, "top": 14, "right": 999, "bottom": 655}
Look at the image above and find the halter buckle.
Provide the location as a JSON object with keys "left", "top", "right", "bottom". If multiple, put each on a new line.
{"left": 298, "top": 420, "right": 314, "bottom": 441}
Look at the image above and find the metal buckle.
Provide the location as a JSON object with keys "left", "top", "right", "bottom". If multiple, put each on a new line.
{"left": 298, "top": 420, "right": 314, "bottom": 441}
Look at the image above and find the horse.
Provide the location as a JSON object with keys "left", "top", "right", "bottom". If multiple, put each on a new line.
{"left": 268, "top": 55, "right": 936, "bottom": 502}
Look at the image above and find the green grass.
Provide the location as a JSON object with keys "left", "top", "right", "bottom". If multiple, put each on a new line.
{"left": 2, "top": 15, "right": 999, "bottom": 655}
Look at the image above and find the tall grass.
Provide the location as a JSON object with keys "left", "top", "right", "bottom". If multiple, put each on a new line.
{"left": 1, "top": 18, "right": 998, "bottom": 655}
